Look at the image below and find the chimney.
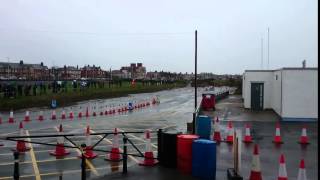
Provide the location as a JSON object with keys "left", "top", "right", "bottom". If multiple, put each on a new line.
{"left": 302, "top": 60, "right": 306, "bottom": 68}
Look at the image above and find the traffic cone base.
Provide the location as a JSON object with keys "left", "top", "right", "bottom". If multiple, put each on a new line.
{"left": 298, "top": 136, "right": 309, "bottom": 144}
{"left": 273, "top": 136, "right": 283, "bottom": 144}
{"left": 79, "top": 146, "right": 98, "bottom": 159}
{"left": 213, "top": 132, "right": 221, "bottom": 142}
{"left": 38, "top": 116, "right": 44, "bottom": 121}
{"left": 24, "top": 117, "right": 30, "bottom": 122}
{"left": 12, "top": 141, "right": 30, "bottom": 153}
{"left": 50, "top": 144, "right": 70, "bottom": 157}
{"left": 249, "top": 171, "right": 262, "bottom": 180}
{"left": 226, "top": 136, "right": 233, "bottom": 143}
{"left": 139, "top": 152, "right": 158, "bottom": 166}
{"left": 106, "top": 147, "right": 122, "bottom": 161}
{"left": 8, "top": 117, "right": 14, "bottom": 123}
{"left": 78, "top": 112, "right": 82, "bottom": 118}
{"left": 243, "top": 136, "right": 253, "bottom": 143}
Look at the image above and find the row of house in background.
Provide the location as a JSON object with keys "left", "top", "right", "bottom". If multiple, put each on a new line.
{"left": 0, "top": 60, "right": 241, "bottom": 81}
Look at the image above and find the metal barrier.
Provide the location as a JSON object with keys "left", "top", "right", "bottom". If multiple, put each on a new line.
{"left": 2, "top": 130, "right": 160, "bottom": 180}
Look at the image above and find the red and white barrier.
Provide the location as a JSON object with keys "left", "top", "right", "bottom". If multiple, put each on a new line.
{"left": 213, "top": 117, "right": 221, "bottom": 142}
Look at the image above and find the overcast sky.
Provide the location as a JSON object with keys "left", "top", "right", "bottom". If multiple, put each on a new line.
{"left": 0, "top": 0, "right": 318, "bottom": 74}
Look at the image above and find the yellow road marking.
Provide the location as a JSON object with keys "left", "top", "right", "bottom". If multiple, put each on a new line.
{"left": 26, "top": 130, "right": 41, "bottom": 180}
{"left": 120, "top": 129, "right": 158, "bottom": 148}
{"left": 54, "top": 127, "right": 99, "bottom": 176}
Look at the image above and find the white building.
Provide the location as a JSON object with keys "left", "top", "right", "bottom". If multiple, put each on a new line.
{"left": 242, "top": 67, "right": 318, "bottom": 121}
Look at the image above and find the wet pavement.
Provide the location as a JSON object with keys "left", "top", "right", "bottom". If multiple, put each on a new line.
{"left": 0, "top": 87, "right": 318, "bottom": 180}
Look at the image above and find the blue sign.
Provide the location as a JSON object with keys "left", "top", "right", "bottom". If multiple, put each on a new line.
{"left": 51, "top": 99, "right": 57, "bottom": 109}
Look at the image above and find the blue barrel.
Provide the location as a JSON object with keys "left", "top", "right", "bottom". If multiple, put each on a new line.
{"left": 192, "top": 139, "right": 216, "bottom": 179}
{"left": 196, "top": 115, "right": 212, "bottom": 139}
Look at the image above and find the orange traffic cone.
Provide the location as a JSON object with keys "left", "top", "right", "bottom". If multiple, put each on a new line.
{"left": 51, "top": 110, "right": 57, "bottom": 120}
{"left": 226, "top": 121, "right": 234, "bottom": 143}
{"left": 61, "top": 110, "right": 66, "bottom": 120}
{"left": 243, "top": 124, "right": 253, "bottom": 143}
{"left": 107, "top": 128, "right": 121, "bottom": 161}
{"left": 8, "top": 110, "right": 14, "bottom": 123}
{"left": 69, "top": 111, "right": 74, "bottom": 119}
{"left": 50, "top": 124, "right": 70, "bottom": 157}
{"left": 24, "top": 111, "right": 31, "bottom": 122}
{"left": 38, "top": 111, "right": 44, "bottom": 121}
{"left": 85, "top": 107, "right": 90, "bottom": 117}
{"left": 105, "top": 109, "right": 109, "bottom": 115}
{"left": 273, "top": 123, "right": 283, "bottom": 144}
{"left": 297, "top": 159, "right": 307, "bottom": 180}
{"left": 82, "top": 126, "right": 97, "bottom": 159}
{"left": 139, "top": 130, "right": 158, "bottom": 166}
{"left": 249, "top": 144, "right": 262, "bottom": 180}
{"left": 213, "top": 117, "right": 221, "bottom": 142}
{"left": 13, "top": 122, "right": 30, "bottom": 153}
{"left": 277, "top": 154, "right": 288, "bottom": 180}
{"left": 298, "top": 127, "right": 309, "bottom": 144}
{"left": 78, "top": 111, "right": 82, "bottom": 118}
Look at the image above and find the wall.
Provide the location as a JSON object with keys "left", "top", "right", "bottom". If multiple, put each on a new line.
{"left": 243, "top": 71, "right": 273, "bottom": 109}
{"left": 281, "top": 70, "right": 318, "bottom": 120}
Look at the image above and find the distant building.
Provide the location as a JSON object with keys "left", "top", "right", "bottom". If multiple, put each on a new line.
{"left": 0, "top": 60, "right": 49, "bottom": 80}
{"left": 242, "top": 67, "right": 318, "bottom": 121}
{"left": 80, "top": 65, "right": 106, "bottom": 79}
{"left": 146, "top": 71, "right": 160, "bottom": 80}
{"left": 56, "top": 66, "right": 81, "bottom": 80}
{"left": 120, "top": 63, "right": 146, "bottom": 79}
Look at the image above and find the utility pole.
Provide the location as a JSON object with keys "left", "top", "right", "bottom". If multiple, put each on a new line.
{"left": 261, "top": 38, "right": 264, "bottom": 70}
{"left": 194, "top": 30, "right": 198, "bottom": 109}
{"left": 192, "top": 30, "right": 198, "bottom": 134}
{"left": 267, "top": 27, "right": 270, "bottom": 70}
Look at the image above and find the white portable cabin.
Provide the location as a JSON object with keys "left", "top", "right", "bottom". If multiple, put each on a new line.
{"left": 242, "top": 67, "right": 318, "bottom": 121}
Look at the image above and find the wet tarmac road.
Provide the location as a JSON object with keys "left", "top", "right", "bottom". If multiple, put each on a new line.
{"left": 0, "top": 87, "right": 318, "bottom": 180}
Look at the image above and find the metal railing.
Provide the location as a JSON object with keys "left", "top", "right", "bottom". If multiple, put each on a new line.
{"left": 2, "top": 129, "right": 161, "bottom": 180}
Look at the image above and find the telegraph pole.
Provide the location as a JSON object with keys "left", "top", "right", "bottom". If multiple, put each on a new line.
{"left": 192, "top": 30, "right": 198, "bottom": 134}
{"left": 267, "top": 27, "right": 270, "bottom": 69}
{"left": 261, "top": 38, "right": 264, "bottom": 69}
{"left": 194, "top": 30, "right": 198, "bottom": 109}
